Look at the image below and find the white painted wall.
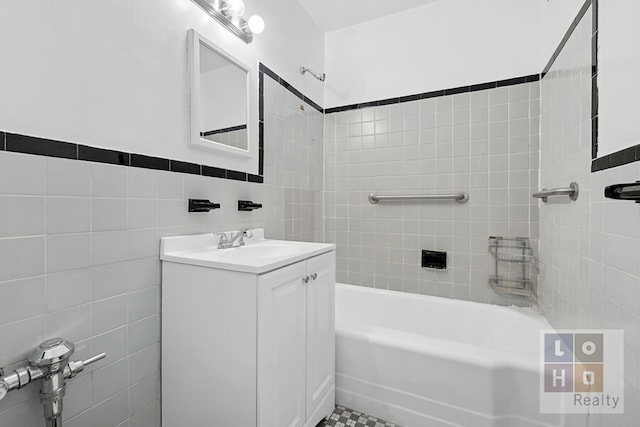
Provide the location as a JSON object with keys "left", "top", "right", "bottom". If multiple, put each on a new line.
{"left": 0, "top": 0, "right": 323, "bottom": 171}
{"left": 323, "top": 0, "right": 544, "bottom": 109}
{"left": 540, "top": 0, "right": 586, "bottom": 67}
{"left": 597, "top": 0, "right": 640, "bottom": 156}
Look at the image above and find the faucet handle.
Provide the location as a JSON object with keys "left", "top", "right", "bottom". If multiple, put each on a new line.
{"left": 0, "top": 382, "right": 8, "bottom": 400}
{"left": 215, "top": 232, "right": 231, "bottom": 249}
{"left": 65, "top": 352, "right": 106, "bottom": 379}
{"left": 238, "top": 229, "right": 254, "bottom": 246}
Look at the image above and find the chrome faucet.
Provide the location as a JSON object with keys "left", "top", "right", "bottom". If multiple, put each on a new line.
{"left": 217, "top": 229, "right": 253, "bottom": 249}
{"left": 0, "top": 338, "right": 105, "bottom": 427}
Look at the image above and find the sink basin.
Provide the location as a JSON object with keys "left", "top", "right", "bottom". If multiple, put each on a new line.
{"left": 215, "top": 243, "right": 302, "bottom": 260}
{"left": 160, "top": 228, "right": 335, "bottom": 274}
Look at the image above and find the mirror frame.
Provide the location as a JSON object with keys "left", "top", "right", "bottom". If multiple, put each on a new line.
{"left": 187, "top": 29, "right": 257, "bottom": 172}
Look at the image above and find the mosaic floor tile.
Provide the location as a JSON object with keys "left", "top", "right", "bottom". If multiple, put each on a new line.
{"left": 317, "top": 405, "right": 400, "bottom": 427}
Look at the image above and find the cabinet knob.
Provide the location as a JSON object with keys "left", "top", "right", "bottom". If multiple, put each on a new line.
{"left": 310, "top": 273, "right": 318, "bottom": 280}
{"left": 302, "top": 276, "right": 310, "bottom": 284}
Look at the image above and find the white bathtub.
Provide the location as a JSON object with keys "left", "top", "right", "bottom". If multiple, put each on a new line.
{"left": 335, "top": 284, "right": 577, "bottom": 427}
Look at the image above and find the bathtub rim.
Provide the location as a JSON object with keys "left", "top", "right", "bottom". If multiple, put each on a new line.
{"left": 335, "top": 282, "right": 551, "bottom": 371}
{"left": 335, "top": 282, "right": 544, "bottom": 319}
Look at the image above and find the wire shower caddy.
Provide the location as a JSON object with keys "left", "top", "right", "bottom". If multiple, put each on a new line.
{"left": 488, "top": 237, "right": 536, "bottom": 298}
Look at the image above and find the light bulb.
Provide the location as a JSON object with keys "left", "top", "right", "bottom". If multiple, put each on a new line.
{"left": 248, "top": 15, "right": 265, "bottom": 34}
{"left": 224, "top": 0, "right": 245, "bottom": 17}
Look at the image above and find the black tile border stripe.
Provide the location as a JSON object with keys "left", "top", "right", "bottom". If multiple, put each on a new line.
{"left": 6, "top": 133, "right": 77, "bottom": 160}
{"left": 130, "top": 153, "right": 170, "bottom": 171}
{"left": 258, "top": 63, "right": 323, "bottom": 113}
{"left": 324, "top": 74, "right": 540, "bottom": 114}
{"left": 78, "top": 145, "right": 130, "bottom": 166}
{"left": 585, "top": 0, "right": 631, "bottom": 172}
{"left": 591, "top": 0, "right": 599, "bottom": 165}
{"left": 259, "top": 71, "right": 265, "bottom": 122}
{"left": 0, "top": 131, "right": 269, "bottom": 183}
{"left": 588, "top": 0, "right": 624, "bottom": 172}
{"left": 170, "top": 160, "right": 201, "bottom": 175}
{"left": 591, "top": 144, "right": 640, "bottom": 172}
{"left": 226, "top": 169, "right": 247, "bottom": 181}
{"left": 248, "top": 174, "right": 264, "bottom": 183}
{"left": 202, "top": 165, "right": 226, "bottom": 178}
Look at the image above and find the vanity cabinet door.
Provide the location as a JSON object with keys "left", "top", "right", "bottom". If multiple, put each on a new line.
{"left": 257, "top": 261, "right": 307, "bottom": 427}
{"left": 305, "top": 252, "right": 336, "bottom": 420}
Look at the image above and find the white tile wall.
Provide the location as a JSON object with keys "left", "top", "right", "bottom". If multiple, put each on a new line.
{"left": 538, "top": 1, "right": 593, "bottom": 327}
{"left": 263, "top": 74, "right": 324, "bottom": 242}
{"left": 539, "top": 6, "right": 640, "bottom": 426}
{"left": 324, "top": 83, "right": 540, "bottom": 306}
{"left": 0, "top": 75, "right": 323, "bottom": 426}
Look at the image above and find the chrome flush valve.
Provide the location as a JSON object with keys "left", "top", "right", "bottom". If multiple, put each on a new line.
{"left": 29, "top": 338, "right": 75, "bottom": 427}
{"left": 0, "top": 338, "right": 106, "bottom": 427}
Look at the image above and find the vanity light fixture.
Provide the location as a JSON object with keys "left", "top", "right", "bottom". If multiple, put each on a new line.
{"left": 221, "top": 0, "right": 245, "bottom": 17}
{"left": 246, "top": 15, "right": 265, "bottom": 34}
{"left": 191, "top": 0, "right": 264, "bottom": 43}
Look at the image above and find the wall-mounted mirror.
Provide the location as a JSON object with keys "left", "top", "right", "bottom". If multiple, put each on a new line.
{"left": 188, "top": 29, "right": 256, "bottom": 170}
{"left": 199, "top": 44, "right": 248, "bottom": 150}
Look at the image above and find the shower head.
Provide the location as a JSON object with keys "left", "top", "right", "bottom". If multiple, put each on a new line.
{"left": 300, "top": 66, "right": 326, "bottom": 82}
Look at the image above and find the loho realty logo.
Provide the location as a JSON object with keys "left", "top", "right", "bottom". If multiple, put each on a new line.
{"left": 540, "top": 330, "right": 624, "bottom": 414}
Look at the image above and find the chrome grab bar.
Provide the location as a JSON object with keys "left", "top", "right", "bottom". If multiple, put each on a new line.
{"left": 532, "top": 182, "right": 579, "bottom": 202}
{"left": 368, "top": 192, "right": 469, "bottom": 204}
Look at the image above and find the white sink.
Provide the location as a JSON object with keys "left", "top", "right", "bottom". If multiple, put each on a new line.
{"left": 215, "top": 243, "right": 303, "bottom": 260}
{"left": 160, "top": 228, "right": 334, "bottom": 274}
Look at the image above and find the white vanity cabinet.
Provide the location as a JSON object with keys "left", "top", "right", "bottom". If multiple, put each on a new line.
{"left": 161, "top": 231, "right": 335, "bottom": 427}
{"left": 257, "top": 252, "right": 335, "bottom": 427}
{"left": 304, "top": 254, "right": 337, "bottom": 421}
